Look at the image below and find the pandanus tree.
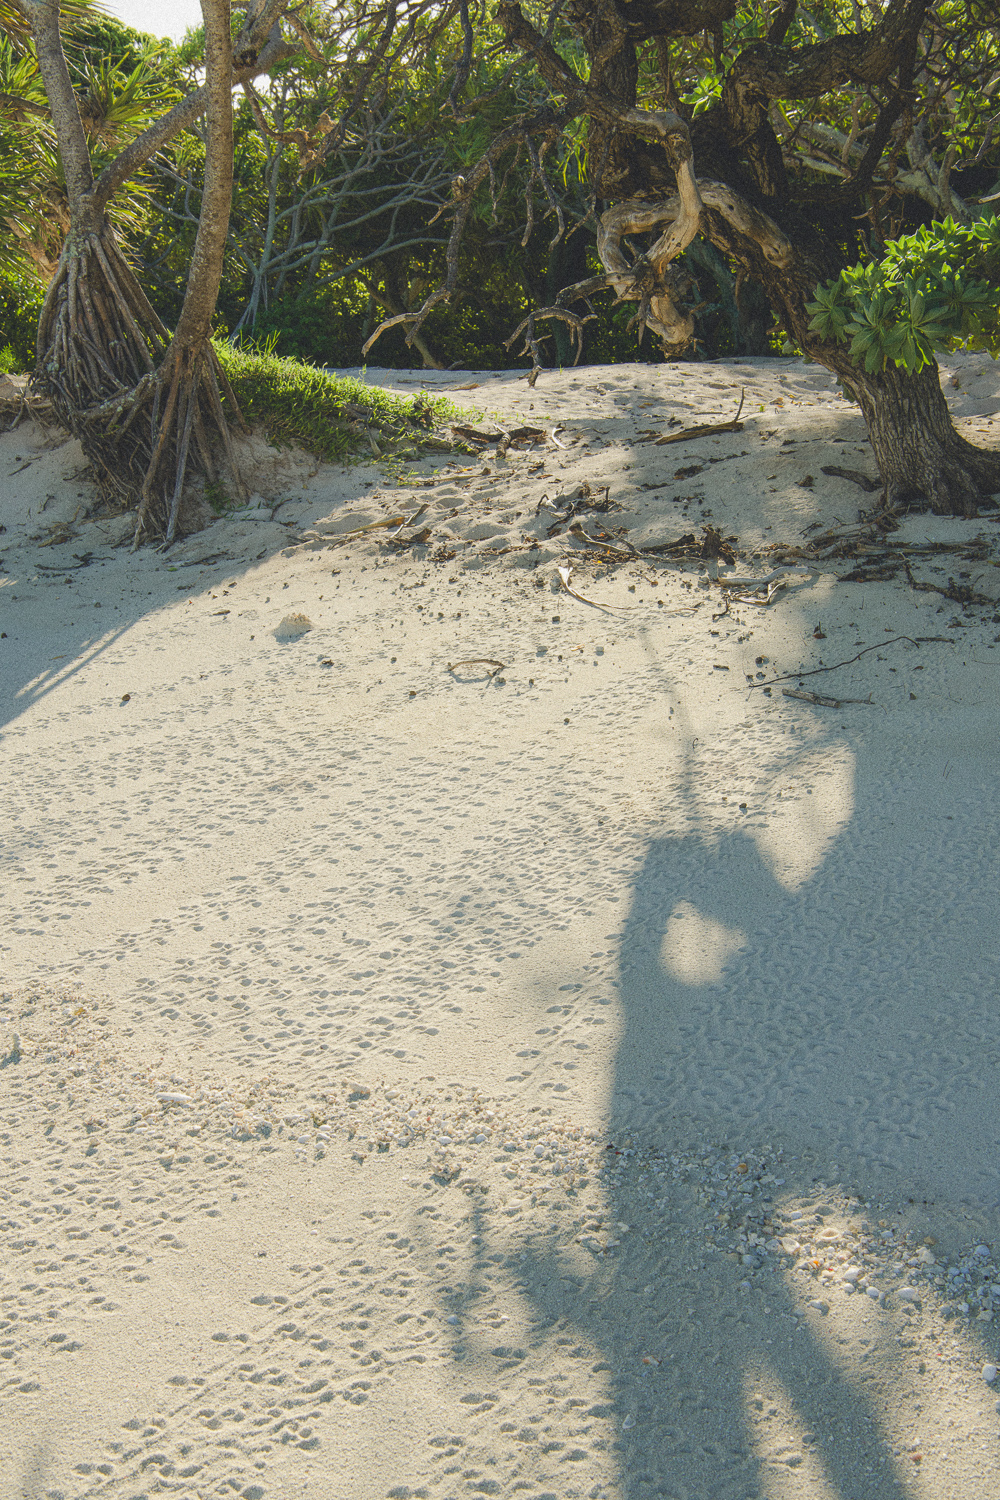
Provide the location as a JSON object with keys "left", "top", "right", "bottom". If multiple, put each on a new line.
{"left": 6, "top": 0, "right": 470, "bottom": 537}
{"left": 10, "top": 0, "right": 301, "bottom": 540}
{"left": 370, "top": 0, "right": 1000, "bottom": 516}
{"left": 0, "top": 3, "right": 294, "bottom": 538}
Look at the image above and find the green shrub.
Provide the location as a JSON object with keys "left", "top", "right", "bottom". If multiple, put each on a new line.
{"left": 249, "top": 283, "right": 370, "bottom": 366}
{"left": 0, "top": 272, "right": 44, "bottom": 370}
{"left": 807, "top": 215, "right": 1000, "bottom": 374}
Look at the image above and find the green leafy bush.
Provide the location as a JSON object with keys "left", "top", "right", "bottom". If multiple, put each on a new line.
{"left": 807, "top": 216, "right": 1000, "bottom": 374}
{"left": 249, "top": 285, "right": 370, "bottom": 366}
{"left": 0, "top": 271, "right": 44, "bottom": 370}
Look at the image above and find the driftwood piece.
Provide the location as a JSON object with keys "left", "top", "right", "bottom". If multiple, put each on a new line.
{"left": 782, "top": 688, "right": 873, "bottom": 708}
{"left": 653, "top": 390, "right": 745, "bottom": 445}
{"left": 820, "top": 464, "right": 881, "bottom": 492}
{"left": 725, "top": 578, "right": 789, "bottom": 606}
{"left": 903, "top": 564, "right": 996, "bottom": 606}
{"left": 556, "top": 564, "right": 629, "bottom": 610}
{"left": 567, "top": 522, "right": 637, "bottom": 558}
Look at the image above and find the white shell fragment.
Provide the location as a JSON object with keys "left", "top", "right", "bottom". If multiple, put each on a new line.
{"left": 156, "top": 1091, "right": 192, "bottom": 1106}
{"left": 274, "top": 612, "right": 312, "bottom": 639}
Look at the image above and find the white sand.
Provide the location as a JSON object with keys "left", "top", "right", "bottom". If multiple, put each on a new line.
{"left": 2, "top": 354, "right": 1000, "bottom": 1499}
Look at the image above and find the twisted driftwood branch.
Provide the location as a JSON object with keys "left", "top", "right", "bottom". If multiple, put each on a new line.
{"left": 591, "top": 181, "right": 792, "bottom": 351}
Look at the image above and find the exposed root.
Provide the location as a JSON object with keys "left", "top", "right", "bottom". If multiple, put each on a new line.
{"left": 36, "top": 225, "right": 243, "bottom": 541}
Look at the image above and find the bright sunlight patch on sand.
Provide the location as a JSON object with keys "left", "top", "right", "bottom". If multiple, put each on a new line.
{"left": 659, "top": 900, "right": 747, "bottom": 985}
{"left": 743, "top": 1369, "right": 843, "bottom": 1498}
{"left": 753, "top": 744, "right": 855, "bottom": 891}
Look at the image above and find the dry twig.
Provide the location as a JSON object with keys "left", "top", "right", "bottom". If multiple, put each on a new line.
{"left": 752, "top": 635, "right": 948, "bottom": 689}
{"left": 782, "top": 688, "right": 874, "bottom": 707}
{"left": 447, "top": 658, "right": 507, "bottom": 676}
{"left": 652, "top": 390, "right": 745, "bottom": 444}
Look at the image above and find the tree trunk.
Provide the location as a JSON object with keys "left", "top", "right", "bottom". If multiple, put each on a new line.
{"left": 134, "top": 0, "right": 240, "bottom": 542}
{"left": 25, "top": 0, "right": 286, "bottom": 541}
{"left": 699, "top": 208, "right": 1000, "bottom": 517}
{"left": 827, "top": 355, "right": 1000, "bottom": 517}
{"left": 733, "top": 231, "right": 1000, "bottom": 517}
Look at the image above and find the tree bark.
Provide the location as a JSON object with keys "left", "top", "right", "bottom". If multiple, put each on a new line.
{"left": 17, "top": 1, "right": 303, "bottom": 540}
{"left": 25, "top": 1, "right": 94, "bottom": 216}
{"left": 134, "top": 0, "right": 239, "bottom": 543}
{"left": 826, "top": 357, "right": 1000, "bottom": 517}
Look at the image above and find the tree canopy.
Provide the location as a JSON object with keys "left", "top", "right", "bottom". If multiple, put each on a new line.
{"left": 1, "top": 1, "right": 999, "bottom": 524}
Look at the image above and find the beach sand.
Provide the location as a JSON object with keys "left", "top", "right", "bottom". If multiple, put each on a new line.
{"left": 2, "top": 353, "right": 1000, "bottom": 1499}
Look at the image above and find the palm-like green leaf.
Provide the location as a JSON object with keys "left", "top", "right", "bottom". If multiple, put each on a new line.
{"left": 0, "top": 2, "right": 109, "bottom": 48}
{"left": 76, "top": 52, "right": 181, "bottom": 142}
{"left": 0, "top": 14, "right": 172, "bottom": 282}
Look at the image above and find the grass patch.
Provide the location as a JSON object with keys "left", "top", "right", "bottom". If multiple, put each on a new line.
{"left": 213, "top": 340, "right": 460, "bottom": 463}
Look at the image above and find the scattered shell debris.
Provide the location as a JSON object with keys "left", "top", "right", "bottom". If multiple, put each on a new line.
{"left": 126, "top": 1061, "right": 1000, "bottom": 1352}
{"left": 8, "top": 990, "right": 999, "bottom": 1363}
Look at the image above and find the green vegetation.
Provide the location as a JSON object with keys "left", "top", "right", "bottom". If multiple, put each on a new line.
{"left": 2, "top": 1, "right": 999, "bottom": 520}
{"left": 0, "top": 270, "right": 42, "bottom": 368}
{"left": 808, "top": 217, "right": 1000, "bottom": 374}
{"left": 213, "top": 340, "right": 458, "bottom": 464}
{"left": 2, "top": 3, "right": 999, "bottom": 377}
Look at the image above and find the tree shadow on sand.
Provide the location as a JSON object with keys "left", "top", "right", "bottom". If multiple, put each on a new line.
{"left": 476, "top": 708, "right": 1000, "bottom": 1498}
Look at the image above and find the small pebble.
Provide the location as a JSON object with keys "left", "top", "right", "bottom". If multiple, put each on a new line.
{"left": 866, "top": 1286, "right": 881, "bottom": 1300}
{"left": 983, "top": 1364, "right": 998, "bottom": 1384}
{"left": 622, "top": 1415, "right": 635, "bottom": 1430}
{"left": 897, "top": 1286, "right": 919, "bottom": 1303}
